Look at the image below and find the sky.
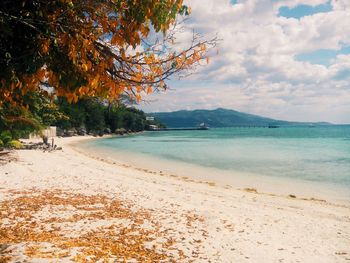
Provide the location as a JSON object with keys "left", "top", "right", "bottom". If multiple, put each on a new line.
{"left": 139, "top": 0, "right": 350, "bottom": 124}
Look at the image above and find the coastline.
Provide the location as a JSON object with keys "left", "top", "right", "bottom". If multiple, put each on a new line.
{"left": 1, "top": 136, "right": 350, "bottom": 262}
{"left": 77, "top": 135, "right": 350, "bottom": 204}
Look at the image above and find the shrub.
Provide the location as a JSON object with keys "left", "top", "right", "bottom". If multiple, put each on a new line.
{"left": 0, "top": 131, "right": 12, "bottom": 145}
{"left": 7, "top": 140, "right": 23, "bottom": 149}
{"left": 0, "top": 139, "right": 4, "bottom": 148}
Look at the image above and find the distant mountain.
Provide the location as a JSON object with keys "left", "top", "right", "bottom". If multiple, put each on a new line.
{"left": 150, "top": 108, "right": 330, "bottom": 128}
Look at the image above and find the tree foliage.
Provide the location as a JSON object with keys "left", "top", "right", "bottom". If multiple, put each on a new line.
{"left": 0, "top": 91, "right": 68, "bottom": 138}
{"left": 55, "top": 97, "right": 164, "bottom": 133}
{"left": 0, "top": 0, "right": 214, "bottom": 108}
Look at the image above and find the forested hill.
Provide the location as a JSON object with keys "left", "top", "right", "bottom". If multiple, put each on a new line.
{"left": 150, "top": 108, "right": 330, "bottom": 128}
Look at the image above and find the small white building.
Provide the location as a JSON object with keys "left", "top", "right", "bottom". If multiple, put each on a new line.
{"left": 29, "top": 126, "right": 57, "bottom": 139}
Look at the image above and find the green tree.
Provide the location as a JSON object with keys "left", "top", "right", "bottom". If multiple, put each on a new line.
{"left": 0, "top": 91, "right": 65, "bottom": 138}
{"left": 82, "top": 98, "right": 106, "bottom": 132}
{"left": 105, "top": 105, "right": 125, "bottom": 131}
{"left": 55, "top": 97, "right": 86, "bottom": 129}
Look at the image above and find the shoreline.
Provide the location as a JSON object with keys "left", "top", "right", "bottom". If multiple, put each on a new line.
{"left": 1, "top": 136, "right": 350, "bottom": 262}
{"left": 75, "top": 135, "right": 350, "bottom": 204}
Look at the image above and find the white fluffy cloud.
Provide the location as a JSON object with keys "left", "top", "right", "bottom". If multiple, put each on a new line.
{"left": 139, "top": 0, "right": 350, "bottom": 124}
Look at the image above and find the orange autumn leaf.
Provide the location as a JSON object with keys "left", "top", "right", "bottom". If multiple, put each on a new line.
{"left": 0, "top": 0, "right": 215, "bottom": 106}
{"left": 41, "top": 39, "right": 50, "bottom": 54}
{"left": 66, "top": 93, "right": 74, "bottom": 103}
{"left": 82, "top": 63, "right": 89, "bottom": 71}
{"left": 111, "top": 34, "right": 120, "bottom": 45}
{"left": 36, "top": 69, "right": 46, "bottom": 81}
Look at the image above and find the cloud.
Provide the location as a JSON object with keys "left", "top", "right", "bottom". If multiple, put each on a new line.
{"left": 139, "top": 0, "right": 350, "bottom": 124}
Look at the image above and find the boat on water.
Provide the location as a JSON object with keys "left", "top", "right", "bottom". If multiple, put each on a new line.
{"left": 268, "top": 125, "right": 279, "bottom": 128}
{"left": 198, "top": 123, "right": 210, "bottom": 130}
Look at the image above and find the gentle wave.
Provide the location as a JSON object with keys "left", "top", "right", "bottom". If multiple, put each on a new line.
{"left": 84, "top": 126, "right": 350, "bottom": 188}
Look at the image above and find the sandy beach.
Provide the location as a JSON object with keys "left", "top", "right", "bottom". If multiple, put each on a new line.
{"left": 1, "top": 136, "right": 350, "bottom": 262}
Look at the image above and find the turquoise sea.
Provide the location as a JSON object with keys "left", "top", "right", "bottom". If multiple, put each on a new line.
{"left": 81, "top": 125, "right": 350, "bottom": 199}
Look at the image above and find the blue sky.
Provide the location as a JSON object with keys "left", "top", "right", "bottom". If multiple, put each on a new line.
{"left": 296, "top": 44, "right": 350, "bottom": 66}
{"left": 278, "top": 1, "right": 332, "bottom": 18}
{"left": 138, "top": 0, "right": 350, "bottom": 124}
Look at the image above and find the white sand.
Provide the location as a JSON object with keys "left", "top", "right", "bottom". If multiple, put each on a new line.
{"left": 0, "top": 136, "right": 350, "bottom": 262}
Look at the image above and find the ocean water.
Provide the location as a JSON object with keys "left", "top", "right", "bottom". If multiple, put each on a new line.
{"left": 82, "top": 126, "right": 350, "bottom": 198}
